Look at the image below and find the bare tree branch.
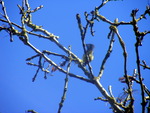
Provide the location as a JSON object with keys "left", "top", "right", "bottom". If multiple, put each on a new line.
{"left": 0, "top": 0, "right": 150, "bottom": 113}
{"left": 58, "top": 46, "right": 72, "bottom": 113}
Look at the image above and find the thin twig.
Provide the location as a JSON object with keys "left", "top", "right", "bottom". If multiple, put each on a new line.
{"left": 0, "top": 0, "right": 14, "bottom": 41}
{"left": 98, "top": 29, "right": 115, "bottom": 79}
{"left": 58, "top": 46, "right": 72, "bottom": 113}
{"left": 96, "top": 0, "right": 109, "bottom": 10}
{"left": 140, "top": 60, "right": 150, "bottom": 70}
{"left": 42, "top": 50, "right": 69, "bottom": 60}
{"left": 108, "top": 85, "right": 115, "bottom": 98}
{"left": 32, "top": 67, "right": 40, "bottom": 82}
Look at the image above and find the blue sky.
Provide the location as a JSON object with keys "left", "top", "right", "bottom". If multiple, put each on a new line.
{"left": 0, "top": 0, "right": 150, "bottom": 113}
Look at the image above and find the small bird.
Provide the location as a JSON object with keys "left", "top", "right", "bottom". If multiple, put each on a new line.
{"left": 82, "top": 44, "right": 95, "bottom": 66}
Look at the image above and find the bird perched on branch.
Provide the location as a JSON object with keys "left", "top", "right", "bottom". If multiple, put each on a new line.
{"left": 82, "top": 44, "right": 95, "bottom": 66}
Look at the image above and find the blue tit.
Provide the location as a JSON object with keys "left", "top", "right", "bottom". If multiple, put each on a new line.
{"left": 82, "top": 44, "right": 94, "bottom": 66}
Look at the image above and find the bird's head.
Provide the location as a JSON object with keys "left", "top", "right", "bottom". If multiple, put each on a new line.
{"left": 86, "top": 44, "right": 95, "bottom": 52}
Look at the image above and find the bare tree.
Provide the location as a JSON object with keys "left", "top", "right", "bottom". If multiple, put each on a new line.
{"left": 0, "top": 0, "right": 150, "bottom": 113}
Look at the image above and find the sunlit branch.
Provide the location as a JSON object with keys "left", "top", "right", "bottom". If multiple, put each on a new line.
{"left": 94, "top": 79, "right": 124, "bottom": 113}
{"left": 115, "top": 26, "right": 134, "bottom": 112}
{"left": 94, "top": 97, "right": 108, "bottom": 102}
{"left": 136, "top": 5, "right": 150, "bottom": 21}
{"left": 98, "top": 29, "right": 115, "bottom": 79}
{"left": 108, "top": 85, "right": 115, "bottom": 98}
{"left": 95, "top": 8, "right": 113, "bottom": 24}
{"left": 97, "top": 0, "right": 109, "bottom": 10}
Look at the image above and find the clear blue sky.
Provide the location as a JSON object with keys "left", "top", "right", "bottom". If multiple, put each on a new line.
{"left": 0, "top": 0, "right": 150, "bottom": 113}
